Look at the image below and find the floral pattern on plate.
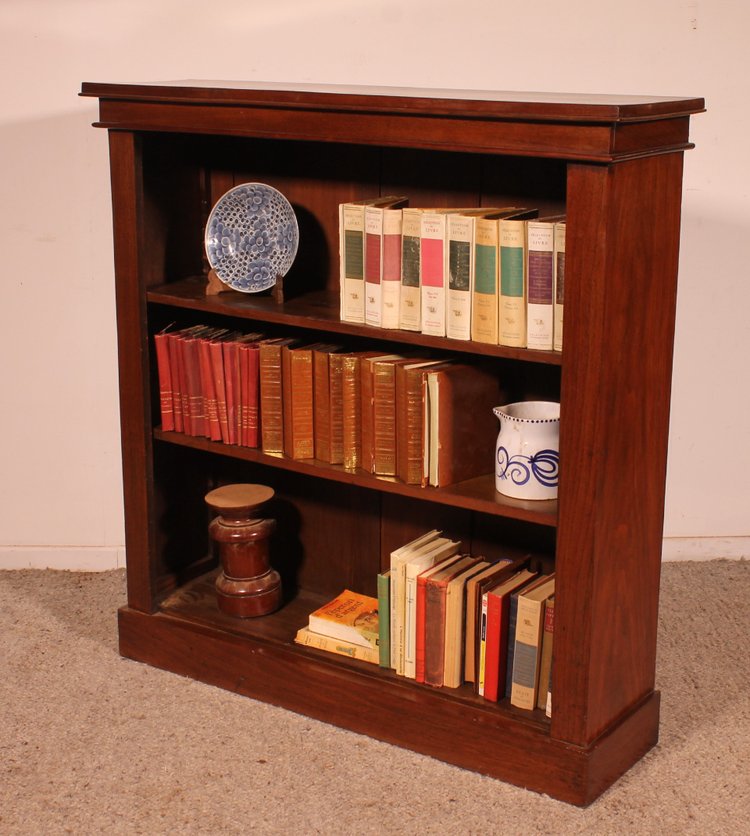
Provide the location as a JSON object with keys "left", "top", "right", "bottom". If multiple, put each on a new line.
{"left": 205, "top": 183, "right": 299, "bottom": 292}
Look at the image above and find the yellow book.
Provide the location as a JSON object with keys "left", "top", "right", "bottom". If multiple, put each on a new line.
{"left": 294, "top": 627, "right": 379, "bottom": 665}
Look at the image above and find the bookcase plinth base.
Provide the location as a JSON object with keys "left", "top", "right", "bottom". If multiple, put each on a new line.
{"left": 118, "top": 604, "right": 659, "bottom": 806}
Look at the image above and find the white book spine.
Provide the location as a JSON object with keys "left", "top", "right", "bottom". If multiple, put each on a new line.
{"left": 340, "top": 203, "right": 366, "bottom": 323}
{"left": 499, "top": 220, "right": 527, "bottom": 347}
{"left": 364, "top": 206, "right": 384, "bottom": 328}
{"left": 446, "top": 214, "right": 474, "bottom": 341}
{"left": 380, "top": 209, "right": 403, "bottom": 330}
{"left": 420, "top": 213, "right": 447, "bottom": 337}
{"left": 553, "top": 221, "right": 566, "bottom": 352}
{"left": 526, "top": 221, "right": 555, "bottom": 350}
{"left": 399, "top": 208, "right": 423, "bottom": 331}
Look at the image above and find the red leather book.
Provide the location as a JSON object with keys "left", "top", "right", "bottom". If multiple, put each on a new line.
{"left": 239, "top": 341, "right": 261, "bottom": 448}
{"left": 222, "top": 339, "right": 240, "bottom": 445}
{"left": 209, "top": 331, "right": 238, "bottom": 444}
{"left": 178, "top": 325, "right": 212, "bottom": 437}
{"left": 199, "top": 333, "right": 222, "bottom": 441}
{"left": 480, "top": 569, "right": 537, "bottom": 702}
{"left": 153, "top": 327, "right": 174, "bottom": 431}
{"left": 166, "top": 331, "right": 184, "bottom": 432}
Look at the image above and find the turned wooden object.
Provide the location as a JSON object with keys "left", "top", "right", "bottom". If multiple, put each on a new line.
{"left": 205, "top": 483, "right": 281, "bottom": 618}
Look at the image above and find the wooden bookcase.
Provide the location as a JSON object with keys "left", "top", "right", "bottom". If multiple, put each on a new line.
{"left": 80, "top": 81, "right": 703, "bottom": 805}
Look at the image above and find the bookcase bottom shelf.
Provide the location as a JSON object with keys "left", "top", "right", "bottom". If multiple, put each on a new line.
{"left": 118, "top": 574, "right": 660, "bottom": 805}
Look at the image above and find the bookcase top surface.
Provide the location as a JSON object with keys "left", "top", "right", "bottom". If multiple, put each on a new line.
{"left": 80, "top": 80, "right": 704, "bottom": 123}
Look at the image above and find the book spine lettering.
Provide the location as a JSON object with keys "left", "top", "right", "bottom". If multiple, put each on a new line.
{"left": 499, "top": 220, "right": 527, "bottom": 347}
{"left": 259, "top": 344, "right": 284, "bottom": 453}
{"left": 342, "top": 355, "right": 362, "bottom": 470}
{"left": 340, "top": 204, "right": 366, "bottom": 323}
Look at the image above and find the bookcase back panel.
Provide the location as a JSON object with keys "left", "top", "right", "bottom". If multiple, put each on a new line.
{"left": 140, "top": 132, "right": 569, "bottom": 299}
{"left": 152, "top": 447, "right": 384, "bottom": 600}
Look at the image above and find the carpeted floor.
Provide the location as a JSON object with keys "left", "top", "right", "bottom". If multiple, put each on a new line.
{"left": 1, "top": 560, "right": 748, "bottom": 834}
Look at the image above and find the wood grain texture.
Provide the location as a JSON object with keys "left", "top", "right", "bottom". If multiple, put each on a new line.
{"left": 87, "top": 82, "right": 701, "bottom": 803}
{"left": 552, "top": 154, "right": 684, "bottom": 745}
{"left": 119, "top": 600, "right": 659, "bottom": 805}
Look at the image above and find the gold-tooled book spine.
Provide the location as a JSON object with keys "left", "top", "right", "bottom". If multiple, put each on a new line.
{"left": 360, "top": 357, "right": 376, "bottom": 474}
{"left": 284, "top": 348, "right": 315, "bottom": 460}
{"left": 259, "top": 344, "right": 284, "bottom": 453}
{"left": 373, "top": 360, "right": 398, "bottom": 476}
{"left": 342, "top": 355, "right": 362, "bottom": 470}
{"left": 313, "top": 349, "right": 332, "bottom": 462}
{"left": 405, "top": 365, "right": 427, "bottom": 485}
{"left": 329, "top": 353, "right": 345, "bottom": 465}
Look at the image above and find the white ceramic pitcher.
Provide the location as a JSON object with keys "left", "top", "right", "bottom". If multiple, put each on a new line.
{"left": 493, "top": 401, "right": 560, "bottom": 500}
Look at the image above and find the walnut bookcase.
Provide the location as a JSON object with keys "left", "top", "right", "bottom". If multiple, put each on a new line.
{"left": 80, "top": 81, "right": 703, "bottom": 805}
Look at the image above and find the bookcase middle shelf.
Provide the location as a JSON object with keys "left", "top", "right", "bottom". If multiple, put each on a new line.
{"left": 153, "top": 428, "right": 558, "bottom": 527}
{"left": 146, "top": 277, "right": 563, "bottom": 367}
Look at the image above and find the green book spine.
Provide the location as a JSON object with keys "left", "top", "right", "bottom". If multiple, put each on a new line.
{"left": 377, "top": 570, "right": 391, "bottom": 668}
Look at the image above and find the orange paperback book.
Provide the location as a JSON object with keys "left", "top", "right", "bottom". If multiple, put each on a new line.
{"left": 308, "top": 590, "right": 379, "bottom": 649}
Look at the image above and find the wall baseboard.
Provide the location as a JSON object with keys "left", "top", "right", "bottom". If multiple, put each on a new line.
{"left": 0, "top": 539, "right": 747, "bottom": 571}
{"left": 0, "top": 547, "right": 125, "bottom": 571}
{"left": 661, "top": 536, "right": 749, "bottom": 562}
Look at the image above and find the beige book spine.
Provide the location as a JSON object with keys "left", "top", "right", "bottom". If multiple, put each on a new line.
{"left": 510, "top": 595, "right": 545, "bottom": 710}
{"left": 340, "top": 203, "right": 366, "bottom": 323}
{"left": 499, "top": 220, "right": 527, "bottom": 347}
{"left": 471, "top": 217, "right": 499, "bottom": 344}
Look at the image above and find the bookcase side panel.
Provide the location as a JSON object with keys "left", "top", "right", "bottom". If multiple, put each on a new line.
{"left": 552, "top": 153, "right": 685, "bottom": 745}
{"left": 108, "top": 130, "right": 158, "bottom": 612}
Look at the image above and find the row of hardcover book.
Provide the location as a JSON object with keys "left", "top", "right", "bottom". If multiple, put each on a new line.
{"left": 338, "top": 197, "right": 565, "bottom": 352}
{"left": 295, "top": 530, "right": 555, "bottom": 714}
{"left": 154, "top": 325, "right": 502, "bottom": 487}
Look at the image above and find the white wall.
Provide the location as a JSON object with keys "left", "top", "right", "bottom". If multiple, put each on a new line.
{"left": 1, "top": 1, "right": 747, "bottom": 569}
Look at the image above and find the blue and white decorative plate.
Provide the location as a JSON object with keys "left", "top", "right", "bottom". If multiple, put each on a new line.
{"left": 205, "top": 183, "right": 299, "bottom": 293}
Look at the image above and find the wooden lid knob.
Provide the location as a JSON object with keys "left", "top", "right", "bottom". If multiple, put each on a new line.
{"left": 204, "top": 484, "right": 274, "bottom": 517}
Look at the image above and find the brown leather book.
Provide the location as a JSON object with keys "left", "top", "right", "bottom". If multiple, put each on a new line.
{"left": 313, "top": 345, "right": 341, "bottom": 462}
{"left": 395, "top": 360, "right": 442, "bottom": 484}
{"left": 282, "top": 343, "right": 319, "bottom": 460}
{"left": 328, "top": 352, "right": 346, "bottom": 465}
{"left": 373, "top": 357, "right": 415, "bottom": 476}
{"left": 426, "top": 362, "right": 503, "bottom": 487}
{"left": 361, "top": 353, "right": 402, "bottom": 474}
{"left": 341, "top": 354, "right": 361, "bottom": 470}
{"left": 259, "top": 337, "right": 297, "bottom": 453}
{"left": 424, "top": 555, "right": 479, "bottom": 688}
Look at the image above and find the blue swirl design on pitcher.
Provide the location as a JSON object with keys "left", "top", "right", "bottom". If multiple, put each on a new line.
{"left": 496, "top": 447, "right": 559, "bottom": 488}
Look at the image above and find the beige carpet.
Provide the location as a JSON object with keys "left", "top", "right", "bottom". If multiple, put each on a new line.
{"left": 1, "top": 559, "right": 748, "bottom": 834}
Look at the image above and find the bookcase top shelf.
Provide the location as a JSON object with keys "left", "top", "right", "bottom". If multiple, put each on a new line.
{"left": 80, "top": 81, "right": 704, "bottom": 162}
